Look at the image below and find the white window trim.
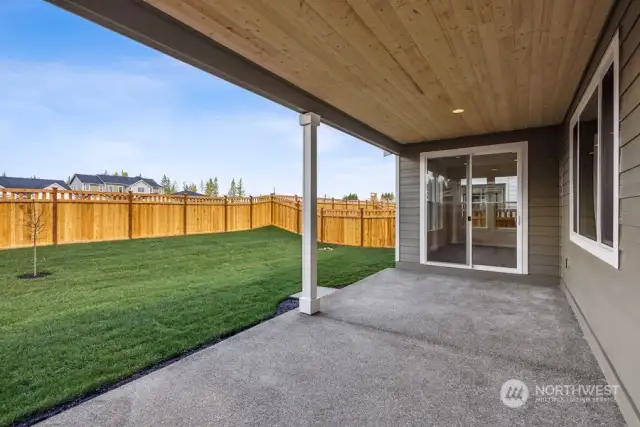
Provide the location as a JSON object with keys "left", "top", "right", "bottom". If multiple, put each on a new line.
{"left": 569, "top": 31, "right": 619, "bottom": 269}
{"left": 83, "top": 183, "right": 89, "bottom": 191}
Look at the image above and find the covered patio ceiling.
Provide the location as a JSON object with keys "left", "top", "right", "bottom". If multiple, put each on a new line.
{"left": 146, "top": 0, "right": 612, "bottom": 143}
{"left": 47, "top": 0, "right": 613, "bottom": 152}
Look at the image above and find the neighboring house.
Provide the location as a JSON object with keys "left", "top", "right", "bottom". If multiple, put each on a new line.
{"left": 174, "top": 190, "right": 205, "bottom": 196}
{"left": 69, "top": 174, "right": 162, "bottom": 193}
{"left": 0, "top": 176, "right": 70, "bottom": 191}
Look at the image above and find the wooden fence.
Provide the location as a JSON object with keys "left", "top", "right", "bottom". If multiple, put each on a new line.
{"left": 0, "top": 189, "right": 395, "bottom": 250}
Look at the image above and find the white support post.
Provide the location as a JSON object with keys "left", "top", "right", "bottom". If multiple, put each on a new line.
{"left": 299, "top": 112, "right": 320, "bottom": 315}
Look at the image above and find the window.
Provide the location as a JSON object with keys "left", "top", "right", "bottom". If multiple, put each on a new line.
{"left": 138, "top": 187, "right": 145, "bottom": 193}
{"left": 118, "top": 186, "right": 124, "bottom": 193}
{"left": 83, "top": 183, "right": 89, "bottom": 191}
{"left": 107, "top": 185, "right": 113, "bottom": 192}
{"left": 99, "top": 185, "right": 104, "bottom": 191}
{"left": 570, "top": 32, "right": 619, "bottom": 268}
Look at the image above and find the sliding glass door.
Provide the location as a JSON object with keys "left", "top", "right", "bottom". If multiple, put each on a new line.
{"left": 422, "top": 143, "right": 525, "bottom": 273}
{"left": 470, "top": 152, "right": 519, "bottom": 269}
{"left": 424, "top": 155, "right": 469, "bottom": 266}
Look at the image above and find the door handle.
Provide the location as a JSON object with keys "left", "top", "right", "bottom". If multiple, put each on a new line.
{"left": 467, "top": 216, "right": 471, "bottom": 222}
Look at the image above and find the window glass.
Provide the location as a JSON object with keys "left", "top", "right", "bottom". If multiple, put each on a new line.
{"left": 600, "top": 65, "right": 615, "bottom": 247}
{"left": 577, "top": 89, "right": 598, "bottom": 241}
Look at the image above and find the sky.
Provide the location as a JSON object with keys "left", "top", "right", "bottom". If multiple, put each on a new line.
{"left": 0, "top": 1, "right": 394, "bottom": 198}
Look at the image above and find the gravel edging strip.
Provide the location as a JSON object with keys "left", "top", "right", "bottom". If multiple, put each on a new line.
{"left": 14, "top": 297, "right": 301, "bottom": 427}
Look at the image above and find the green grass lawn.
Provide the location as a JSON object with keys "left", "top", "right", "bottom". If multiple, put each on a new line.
{"left": 0, "top": 227, "right": 393, "bottom": 425}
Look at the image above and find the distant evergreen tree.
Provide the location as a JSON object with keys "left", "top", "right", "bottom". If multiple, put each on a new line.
{"left": 212, "top": 177, "right": 219, "bottom": 196}
{"left": 121, "top": 171, "right": 129, "bottom": 177}
{"left": 380, "top": 192, "right": 395, "bottom": 201}
{"left": 343, "top": 193, "right": 358, "bottom": 201}
{"left": 199, "top": 180, "right": 205, "bottom": 193}
{"left": 160, "top": 175, "right": 173, "bottom": 194}
{"left": 2, "top": 172, "right": 7, "bottom": 177}
{"left": 228, "top": 179, "right": 237, "bottom": 197}
{"left": 205, "top": 178, "right": 214, "bottom": 196}
{"left": 236, "top": 178, "right": 246, "bottom": 197}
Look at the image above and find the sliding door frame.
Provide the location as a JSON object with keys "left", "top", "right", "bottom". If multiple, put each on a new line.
{"left": 419, "top": 141, "right": 529, "bottom": 275}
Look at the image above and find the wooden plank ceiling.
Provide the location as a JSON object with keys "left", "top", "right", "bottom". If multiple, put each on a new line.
{"left": 144, "top": 0, "right": 612, "bottom": 144}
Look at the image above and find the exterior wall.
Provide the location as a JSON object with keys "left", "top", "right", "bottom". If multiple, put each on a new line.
{"left": 560, "top": 1, "right": 640, "bottom": 424}
{"left": 103, "top": 184, "right": 125, "bottom": 193}
{"left": 398, "top": 156, "right": 420, "bottom": 263}
{"left": 398, "top": 126, "right": 561, "bottom": 280}
{"left": 69, "top": 176, "right": 83, "bottom": 191}
{"left": 127, "top": 181, "right": 154, "bottom": 193}
{"left": 43, "top": 183, "right": 65, "bottom": 190}
{"left": 68, "top": 177, "right": 160, "bottom": 193}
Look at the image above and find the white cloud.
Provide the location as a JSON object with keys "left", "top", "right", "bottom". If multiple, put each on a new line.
{"left": 0, "top": 57, "right": 394, "bottom": 197}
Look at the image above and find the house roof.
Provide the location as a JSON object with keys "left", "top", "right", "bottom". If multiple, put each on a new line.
{"left": 96, "top": 174, "right": 134, "bottom": 185}
{"left": 73, "top": 174, "right": 103, "bottom": 185}
{"left": 175, "top": 190, "right": 205, "bottom": 196}
{"left": 73, "top": 174, "right": 161, "bottom": 188}
{"left": 0, "top": 176, "right": 70, "bottom": 190}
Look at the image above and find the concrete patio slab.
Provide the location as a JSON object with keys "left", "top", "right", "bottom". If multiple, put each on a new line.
{"left": 39, "top": 268, "right": 624, "bottom": 427}
{"left": 289, "top": 286, "right": 339, "bottom": 300}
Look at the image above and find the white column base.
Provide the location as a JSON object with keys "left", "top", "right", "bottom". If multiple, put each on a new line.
{"left": 299, "top": 297, "right": 321, "bottom": 315}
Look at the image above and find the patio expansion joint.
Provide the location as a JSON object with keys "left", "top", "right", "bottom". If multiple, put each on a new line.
{"left": 317, "top": 312, "right": 599, "bottom": 382}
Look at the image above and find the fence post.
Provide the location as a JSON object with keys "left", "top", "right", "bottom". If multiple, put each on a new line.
{"left": 249, "top": 195, "right": 253, "bottom": 229}
{"left": 320, "top": 208, "right": 324, "bottom": 243}
{"left": 332, "top": 197, "right": 335, "bottom": 209}
{"left": 360, "top": 207, "right": 364, "bottom": 247}
{"left": 183, "top": 194, "right": 188, "bottom": 235}
{"left": 270, "top": 194, "right": 275, "bottom": 226}
{"left": 296, "top": 197, "right": 301, "bottom": 234}
{"left": 128, "top": 190, "right": 133, "bottom": 239}
{"left": 52, "top": 188, "right": 58, "bottom": 246}
{"left": 223, "top": 196, "right": 228, "bottom": 232}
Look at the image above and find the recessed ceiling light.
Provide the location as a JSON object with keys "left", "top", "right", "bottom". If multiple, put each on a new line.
{"left": 452, "top": 108, "right": 464, "bottom": 114}
{"left": 492, "top": 168, "right": 498, "bottom": 171}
